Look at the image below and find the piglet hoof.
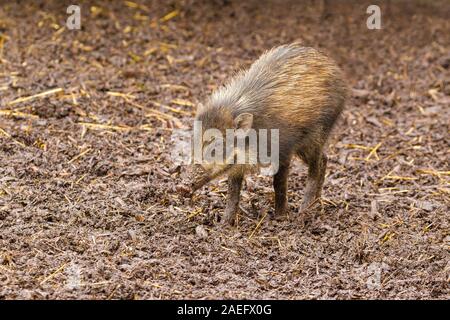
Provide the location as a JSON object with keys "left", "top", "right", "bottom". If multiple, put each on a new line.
{"left": 274, "top": 204, "right": 287, "bottom": 217}
{"left": 176, "top": 184, "right": 193, "bottom": 198}
{"left": 221, "top": 211, "right": 236, "bottom": 226}
{"left": 299, "top": 197, "right": 319, "bottom": 213}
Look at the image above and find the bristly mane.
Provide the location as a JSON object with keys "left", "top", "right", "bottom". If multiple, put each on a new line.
{"left": 207, "top": 43, "right": 314, "bottom": 117}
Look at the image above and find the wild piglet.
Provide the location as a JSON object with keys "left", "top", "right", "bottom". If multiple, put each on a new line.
{"left": 190, "top": 43, "right": 347, "bottom": 224}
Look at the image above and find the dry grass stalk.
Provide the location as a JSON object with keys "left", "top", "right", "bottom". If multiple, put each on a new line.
{"left": 7, "top": 88, "right": 64, "bottom": 105}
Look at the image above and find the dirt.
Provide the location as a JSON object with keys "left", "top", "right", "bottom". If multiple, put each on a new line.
{"left": 0, "top": 0, "right": 449, "bottom": 299}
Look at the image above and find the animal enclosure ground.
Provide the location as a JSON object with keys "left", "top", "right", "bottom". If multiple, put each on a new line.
{"left": 0, "top": 0, "right": 449, "bottom": 299}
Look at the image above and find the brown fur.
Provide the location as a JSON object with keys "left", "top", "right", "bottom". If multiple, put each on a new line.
{"left": 192, "top": 43, "right": 348, "bottom": 225}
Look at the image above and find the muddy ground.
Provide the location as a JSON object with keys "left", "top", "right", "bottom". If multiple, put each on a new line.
{"left": 0, "top": 0, "right": 449, "bottom": 299}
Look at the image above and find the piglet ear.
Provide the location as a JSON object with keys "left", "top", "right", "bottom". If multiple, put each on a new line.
{"left": 234, "top": 113, "right": 253, "bottom": 130}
